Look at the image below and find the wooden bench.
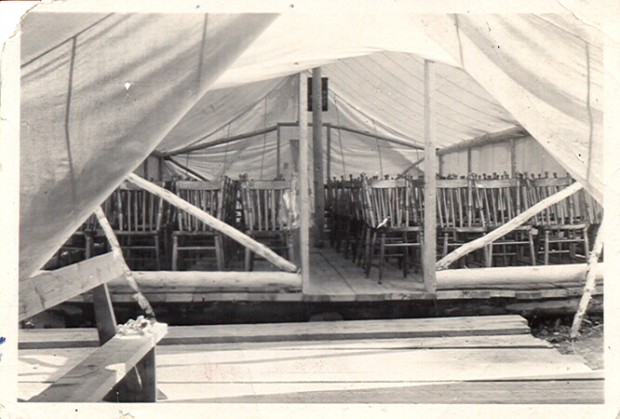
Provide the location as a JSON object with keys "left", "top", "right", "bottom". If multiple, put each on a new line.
{"left": 30, "top": 322, "right": 167, "bottom": 402}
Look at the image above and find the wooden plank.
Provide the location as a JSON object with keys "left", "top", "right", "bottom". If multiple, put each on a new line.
{"left": 423, "top": 60, "right": 438, "bottom": 293}
{"left": 126, "top": 173, "right": 297, "bottom": 273}
{"left": 30, "top": 323, "right": 167, "bottom": 402}
{"left": 140, "top": 315, "right": 531, "bottom": 345}
{"left": 298, "top": 73, "right": 311, "bottom": 290}
{"left": 21, "top": 332, "right": 551, "bottom": 351}
{"left": 20, "top": 252, "right": 124, "bottom": 321}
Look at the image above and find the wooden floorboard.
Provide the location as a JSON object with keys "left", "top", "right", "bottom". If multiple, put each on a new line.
{"left": 19, "top": 316, "right": 601, "bottom": 404}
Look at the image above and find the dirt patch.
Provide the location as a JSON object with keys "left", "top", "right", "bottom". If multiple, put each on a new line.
{"left": 530, "top": 314, "right": 604, "bottom": 370}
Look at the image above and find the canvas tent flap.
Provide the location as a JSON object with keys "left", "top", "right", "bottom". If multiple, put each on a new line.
{"left": 19, "top": 12, "right": 276, "bottom": 278}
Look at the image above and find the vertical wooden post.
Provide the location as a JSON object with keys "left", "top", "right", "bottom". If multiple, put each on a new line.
{"left": 467, "top": 147, "right": 472, "bottom": 174}
{"left": 312, "top": 68, "right": 325, "bottom": 244}
{"left": 159, "top": 157, "right": 165, "bottom": 181}
{"left": 298, "top": 74, "right": 311, "bottom": 291}
{"left": 423, "top": 60, "right": 437, "bottom": 294}
{"left": 276, "top": 124, "right": 281, "bottom": 178}
{"left": 438, "top": 151, "right": 444, "bottom": 177}
{"left": 510, "top": 138, "right": 517, "bottom": 178}
{"left": 326, "top": 125, "right": 332, "bottom": 182}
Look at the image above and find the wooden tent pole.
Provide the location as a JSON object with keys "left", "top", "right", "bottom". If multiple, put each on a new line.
{"left": 436, "top": 181, "right": 584, "bottom": 270}
{"left": 312, "top": 67, "right": 325, "bottom": 244}
{"left": 510, "top": 138, "right": 517, "bottom": 178}
{"left": 423, "top": 60, "right": 438, "bottom": 294}
{"left": 298, "top": 73, "right": 311, "bottom": 290}
{"left": 276, "top": 124, "right": 281, "bottom": 177}
{"left": 570, "top": 218, "right": 604, "bottom": 338}
{"left": 93, "top": 207, "right": 156, "bottom": 318}
{"left": 326, "top": 125, "right": 332, "bottom": 181}
{"left": 125, "top": 173, "right": 298, "bottom": 273}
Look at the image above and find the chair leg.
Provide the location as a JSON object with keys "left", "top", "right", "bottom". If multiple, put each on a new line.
{"left": 378, "top": 234, "right": 386, "bottom": 284}
{"left": 154, "top": 235, "right": 161, "bottom": 270}
{"left": 244, "top": 248, "right": 253, "bottom": 271}
{"left": 172, "top": 236, "right": 178, "bottom": 271}
{"left": 365, "top": 230, "right": 376, "bottom": 277}
{"left": 528, "top": 231, "right": 536, "bottom": 266}
{"left": 402, "top": 232, "right": 408, "bottom": 278}
{"left": 543, "top": 230, "right": 550, "bottom": 265}
{"left": 215, "top": 235, "right": 225, "bottom": 271}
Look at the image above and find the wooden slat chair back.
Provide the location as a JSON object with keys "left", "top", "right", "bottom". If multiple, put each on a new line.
{"left": 170, "top": 178, "right": 233, "bottom": 271}
{"left": 360, "top": 175, "right": 423, "bottom": 283}
{"left": 239, "top": 178, "right": 296, "bottom": 271}
{"left": 435, "top": 178, "right": 488, "bottom": 266}
{"left": 472, "top": 178, "right": 536, "bottom": 266}
{"left": 112, "top": 181, "right": 164, "bottom": 270}
{"left": 524, "top": 175, "right": 589, "bottom": 264}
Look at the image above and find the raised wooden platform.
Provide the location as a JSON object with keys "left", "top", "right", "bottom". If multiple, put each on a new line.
{"left": 19, "top": 315, "right": 603, "bottom": 404}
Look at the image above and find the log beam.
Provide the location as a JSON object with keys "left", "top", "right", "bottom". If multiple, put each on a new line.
{"left": 126, "top": 173, "right": 298, "bottom": 273}
{"left": 20, "top": 252, "right": 123, "bottom": 321}
{"left": 437, "top": 126, "right": 528, "bottom": 156}
{"left": 436, "top": 182, "right": 585, "bottom": 270}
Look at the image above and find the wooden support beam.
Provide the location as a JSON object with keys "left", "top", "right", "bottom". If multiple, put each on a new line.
{"left": 109, "top": 271, "right": 302, "bottom": 290}
{"left": 312, "top": 67, "right": 325, "bottom": 244}
{"left": 571, "top": 218, "right": 604, "bottom": 338}
{"left": 276, "top": 124, "right": 281, "bottom": 177}
{"left": 94, "top": 207, "right": 156, "bottom": 318}
{"left": 30, "top": 323, "right": 167, "bottom": 402}
{"left": 437, "top": 126, "right": 528, "bottom": 156}
{"left": 436, "top": 263, "right": 604, "bottom": 288}
{"left": 423, "top": 60, "right": 437, "bottom": 294}
{"left": 325, "top": 123, "right": 424, "bottom": 150}
{"left": 510, "top": 138, "right": 517, "bottom": 178}
{"left": 158, "top": 156, "right": 165, "bottom": 181}
{"left": 298, "top": 73, "right": 311, "bottom": 290}
{"left": 20, "top": 253, "right": 124, "bottom": 321}
{"left": 165, "top": 157, "right": 208, "bottom": 181}
{"left": 326, "top": 126, "right": 332, "bottom": 181}
{"left": 467, "top": 147, "right": 472, "bottom": 173}
{"left": 164, "top": 125, "right": 279, "bottom": 157}
{"left": 126, "top": 173, "right": 297, "bottom": 273}
{"left": 436, "top": 182, "right": 585, "bottom": 270}
{"left": 400, "top": 157, "right": 425, "bottom": 176}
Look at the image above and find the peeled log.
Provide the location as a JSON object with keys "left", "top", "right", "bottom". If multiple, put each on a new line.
{"left": 436, "top": 182, "right": 584, "bottom": 270}
{"left": 126, "top": 173, "right": 298, "bottom": 273}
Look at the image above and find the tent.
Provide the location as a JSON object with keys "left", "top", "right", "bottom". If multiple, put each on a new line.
{"left": 7, "top": 5, "right": 609, "bottom": 280}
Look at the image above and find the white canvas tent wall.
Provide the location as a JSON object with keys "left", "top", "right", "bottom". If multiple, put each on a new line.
{"left": 14, "top": 7, "right": 606, "bottom": 280}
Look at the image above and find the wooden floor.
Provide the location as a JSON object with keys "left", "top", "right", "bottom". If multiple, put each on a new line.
{"left": 69, "top": 246, "right": 603, "bottom": 303}
{"left": 18, "top": 315, "right": 603, "bottom": 404}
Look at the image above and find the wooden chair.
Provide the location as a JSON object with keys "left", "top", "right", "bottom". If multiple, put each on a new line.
{"left": 239, "top": 178, "right": 296, "bottom": 271}
{"left": 112, "top": 181, "right": 164, "bottom": 270}
{"left": 524, "top": 174, "right": 589, "bottom": 264}
{"left": 360, "top": 175, "right": 423, "bottom": 283}
{"left": 436, "top": 177, "right": 489, "bottom": 267}
{"left": 472, "top": 177, "right": 537, "bottom": 266}
{"left": 170, "top": 178, "right": 236, "bottom": 271}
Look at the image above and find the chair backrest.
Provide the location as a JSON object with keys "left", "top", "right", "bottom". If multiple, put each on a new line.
{"left": 174, "top": 179, "right": 224, "bottom": 232}
{"left": 239, "top": 179, "right": 294, "bottom": 231}
{"left": 114, "top": 181, "right": 163, "bottom": 232}
{"left": 471, "top": 178, "right": 520, "bottom": 229}
{"left": 436, "top": 178, "right": 482, "bottom": 229}
{"left": 361, "top": 176, "right": 419, "bottom": 229}
{"left": 525, "top": 176, "right": 578, "bottom": 226}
